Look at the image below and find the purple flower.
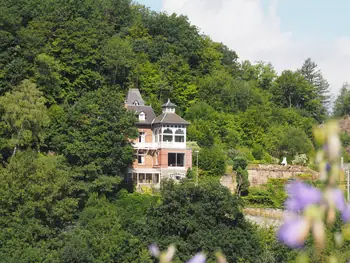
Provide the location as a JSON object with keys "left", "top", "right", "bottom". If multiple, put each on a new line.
{"left": 285, "top": 182, "right": 323, "bottom": 212}
{"left": 329, "top": 188, "right": 346, "bottom": 211}
{"left": 342, "top": 204, "right": 350, "bottom": 222}
{"left": 148, "top": 244, "right": 160, "bottom": 257}
{"left": 277, "top": 218, "right": 310, "bottom": 248}
{"left": 186, "top": 253, "right": 206, "bottom": 263}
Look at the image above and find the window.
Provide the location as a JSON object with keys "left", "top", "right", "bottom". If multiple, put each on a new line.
{"left": 163, "top": 128, "right": 173, "bottom": 142}
{"left": 139, "top": 112, "right": 145, "bottom": 121}
{"left": 153, "top": 174, "right": 160, "bottom": 184}
{"left": 138, "top": 155, "right": 145, "bottom": 164}
{"left": 168, "top": 153, "right": 185, "bottom": 167}
{"left": 154, "top": 129, "right": 158, "bottom": 142}
{"left": 138, "top": 132, "right": 145, "bottom": 143}
{"left": 175, "top": 129, "right": 185, "bottom": 143}
{"left": 138, "top": 150, "right": 145, "bottom": 164}
{"left": 146, "top": 173, "right": 152, "bottom": 182}
{"left": 133, "top": 100, "right": 139, "bottom": 106}
{"left": 139, "top": 173, "right": 145, "bottom": 183}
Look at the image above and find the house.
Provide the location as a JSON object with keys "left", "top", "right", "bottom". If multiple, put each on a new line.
{"left": 124, "top": 88, "right": 192, "bottom": 188}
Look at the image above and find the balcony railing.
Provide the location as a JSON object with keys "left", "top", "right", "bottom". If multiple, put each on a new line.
{"left": 132, "top": 141, "right": 187, "bottom": 149}
{"left": 132, "top": 142, "right": 158, "bottom": 149}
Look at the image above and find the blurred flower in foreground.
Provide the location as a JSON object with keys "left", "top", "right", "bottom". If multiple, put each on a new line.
{"left": 149, "top": 244, "right": 206, "bottom": 263}
{"left": 277, "top": 217, "right": 310, "bottom": 248}
{"left": 278, "top": 120, "right": 350, "bottom": 263}
{"left": 285, "top": 181, "right": 322, "bottom": 212}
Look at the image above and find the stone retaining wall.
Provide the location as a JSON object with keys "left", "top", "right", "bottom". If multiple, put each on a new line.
{"left": 247, "top": 164, "right": 318, "bottom": 186}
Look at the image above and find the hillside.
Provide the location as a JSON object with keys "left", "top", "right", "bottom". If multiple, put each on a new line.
{"left": 0, "top": 0, "right": 335, "bottom": 261}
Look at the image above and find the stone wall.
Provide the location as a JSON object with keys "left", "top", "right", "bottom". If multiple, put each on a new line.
{"left": 247, "top": 164, "right": 318, "bottom": 186}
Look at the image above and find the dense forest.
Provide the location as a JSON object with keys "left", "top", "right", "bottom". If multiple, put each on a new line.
{"left": 1, "top": 0, "right": 349, "bottom": 262}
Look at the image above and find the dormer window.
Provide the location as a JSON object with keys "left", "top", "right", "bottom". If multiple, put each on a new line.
{"left": 139, "top": 112, "right": 145, "bottom": 121}
{"left": 133, "top": 100, "right": 139, "bottom": 106}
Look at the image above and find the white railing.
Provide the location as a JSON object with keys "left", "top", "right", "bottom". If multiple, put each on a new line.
{"left": 133, "top": 141, "right": 187, "bottom": 149}
{"left": 158, "top": 142, "right": 186, "bottom": 149}
{"left": 133, "top": 142, "right": 159, "bottom": 149}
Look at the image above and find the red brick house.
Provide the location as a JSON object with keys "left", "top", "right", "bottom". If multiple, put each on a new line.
{"left": 125, "top": 89, "right": 192, "bottom": 188}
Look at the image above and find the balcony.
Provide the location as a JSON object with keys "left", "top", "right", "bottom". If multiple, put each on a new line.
{"left": 132, "top": 142, "right": 159, "bottom": 149}
{"left": 158, "top": 142, "right": 186, "bottom": 149}
{"left": 132, "top": 141, "right": 187, "bottom": 149}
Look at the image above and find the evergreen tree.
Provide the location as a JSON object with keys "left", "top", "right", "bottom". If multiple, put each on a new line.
{"left": 333, "top": 82, "right": 350, "bottom": 117}
{"left": 300, "top": 58, "right": 331, "bottom": 112}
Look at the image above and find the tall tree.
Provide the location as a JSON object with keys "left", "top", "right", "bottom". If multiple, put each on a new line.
{"left": 333, "top": 82, "right": 350, "bottom": 117}
{"left": 0, "top": 79, "right": 49, "bottom": 160}
{"left": 300, "top": 58, "right": 331, "bottom": 110}
{"left": 271, "top": 70, "right": 324, "bottom": 121}
{"left": 54, "top": 87, "right": 137, "bottom": 196}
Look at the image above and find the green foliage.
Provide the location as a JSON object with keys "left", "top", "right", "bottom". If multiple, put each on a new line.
{"left": 334, "top": 83, "right": 350, "bottom": 117}
{"left": 0, "top": 151, "right": 77, "bottom": 261}
{"left": 292, "top": 153, "right": 308, "bottom": 166}
{"left": 244, "top": 179, "right": 288, "bottom": 208}
{"left": 198, "top": 146, "right": 227, "bottom": 176}
{"left": 145, "top": 180, "right": 263, "bottom": 262}
{"left": 0, "top": 79, "right": 49, "bottom": 160}
{"left": 60, "top": 194, "right": 152, "bottom": 263}
{"left": 232, "top": 156, "right": 248, "bottom": 170}
{"left": 54, "top": 87, "right": 137, "bottom": 196}
{"left": 271, "top": 70, "right": 322, "bottom": 119}
{"left": 236, "top": 167, "right": 250, "bottom": 196}
{"left": 256, "top": 227, "right": 297, "bottom": 263}
{"left": 299, "top": 58, "right": 330, "bottom": 113}
{"left": 252, "top": 144, "right": 264, "bottom": 160}
{"left": 340, "top": 132, "right": 350, "bottom": 148}
{"left": 265, "top": 125, "right": 313, "bottom": 158}
{"left": 0, "top": 0, "right": 336, "bottom": 261}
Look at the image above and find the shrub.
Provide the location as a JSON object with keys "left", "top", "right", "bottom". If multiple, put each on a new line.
{"left": 198, "top": 146, "right": 227, "bottom": 176}
{"left": 252, "top": 144, "right": 264, "bottom": 160}
{"left": 232, "top": 156, "right": 248, "bottom": 170}
{"left": 292, "top": 154, "right": 308, "bottom": 166}
{"left": 236, "top": 167, "right": 250, "bottom": 196}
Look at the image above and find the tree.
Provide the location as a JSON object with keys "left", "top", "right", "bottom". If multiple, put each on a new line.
{"left": 34, "top": 53, "right": 66, "bottom": 104}
{"left": 145, "top": 180, "right": 263, "bottom": 262}
{"left": 300, "top": 58, "right": 331, "bottom": 110}
{"left": 199, "top": 69, "right": 263, "bottom": 113}
{"left": 0, "top": 151, "right": 77, "bottom": 262}
{"left": 102, "top": 36, "right": 136, "bottom": 85}
{"left": 265, "top": 125, "right": 313, "bottom": 158}
{"left": 271, "top": 70, "right": 324, "bottom": 121}
{"left": 232, "top": 156, "right": 250, "bottom": 196}
{"left": 60, "top": 194, "right": 152, "bottom": 263}
{"left": 198, "top": 146, "right": 227, "bottom": 176}
{"left": 57, "top": 87, "right": 137, "bottom": 196}
{"left": 333, "top": 83, "right": 350, "bottom": 117}
{"left": 0, "top": 79, "right": 49, "bottom": 160}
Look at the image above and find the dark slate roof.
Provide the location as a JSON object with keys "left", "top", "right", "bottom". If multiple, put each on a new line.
{"left": 127, "top": 105, "right": 156, "bottom": 124}
{"left": 162, "top": 99, "right": 177, "bottom": 108}
{"left": 152, "top": 113, "right": 190, "bottom": 125}
{"left": 125, "top": 89, "right": 145, "bottom": 106}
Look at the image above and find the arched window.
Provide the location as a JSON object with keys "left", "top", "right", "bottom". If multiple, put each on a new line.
{"left": 139, "top": 112, "right": 145, "bottom": 121}
{"left": 133, "top": 100, "right": 139, "bottom": 106}
{"left": 163, "top": 128, "right": 173, "bottom": 142}
{"left": 175, "top": 129, "right": 185, "bottom": 143}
